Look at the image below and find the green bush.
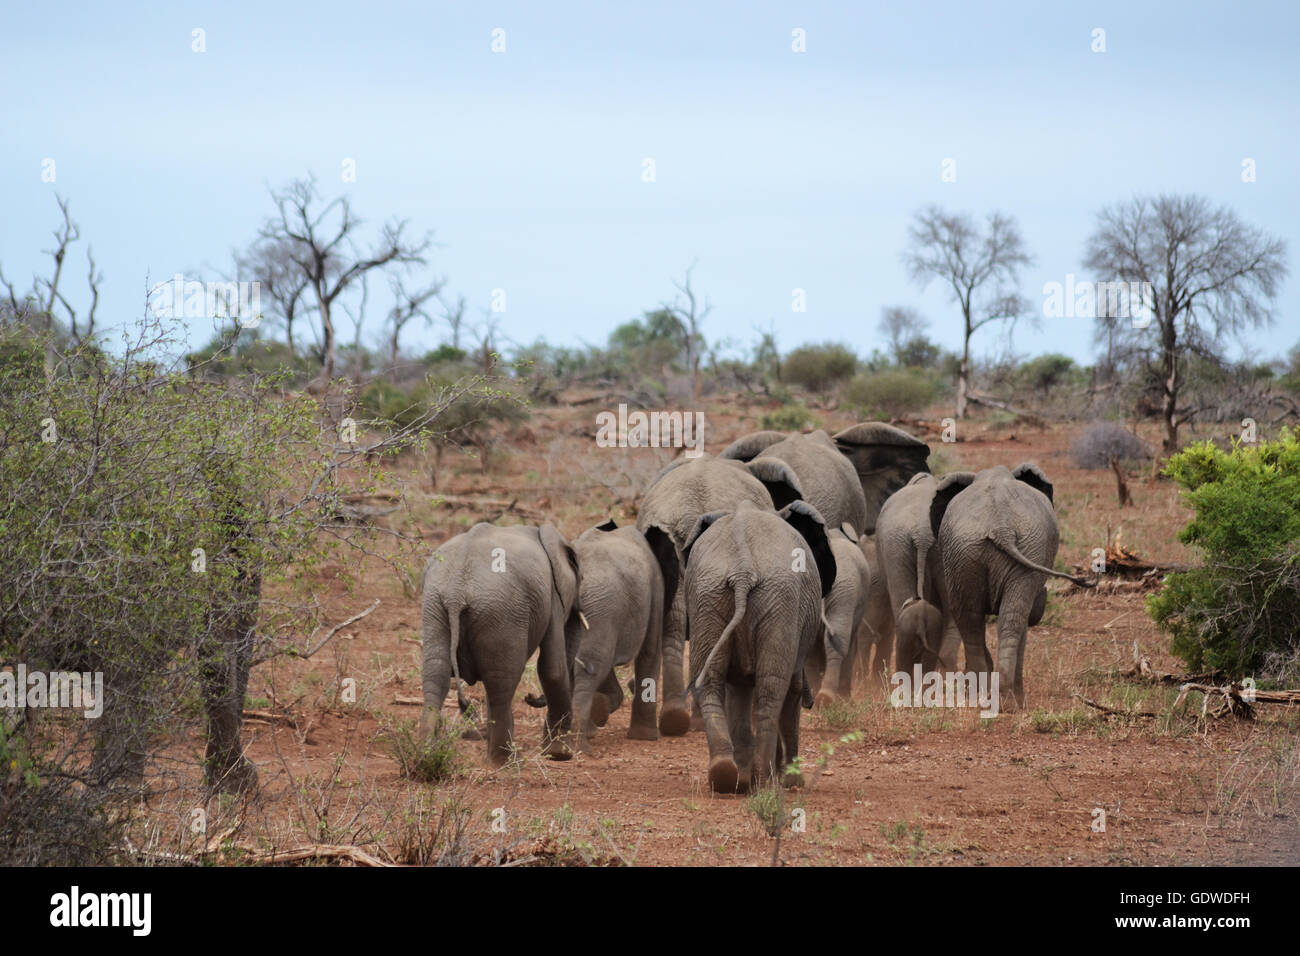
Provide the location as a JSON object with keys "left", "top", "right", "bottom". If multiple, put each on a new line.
{"left": 760, "top": 402, "right": 820, "bottom": 431}
{"left": 840, "top": 370, "right": 938, "bottom": 420}
{"left": 781, "top": 343, "right": 858, "bottom": 393}
{"left": 1147, "top": 430, "right": 1300, "bottom": 678}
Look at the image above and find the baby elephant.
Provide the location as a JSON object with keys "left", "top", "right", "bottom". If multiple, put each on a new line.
{"left": 420, "top": 522, "right": 584, "bottom": 764}
{"left": 805, "top": 522, "right": 873, "bottom": 707}
{"left": 526, "top": 519, "right": 679, "bottom": 751}
{"left": 683, "top": 500, "right": 838, "bottom": 793}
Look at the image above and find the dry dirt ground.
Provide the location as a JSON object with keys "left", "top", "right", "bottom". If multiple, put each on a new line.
{"left": 139, "top": 395, "right": 1300, "bottom": 866}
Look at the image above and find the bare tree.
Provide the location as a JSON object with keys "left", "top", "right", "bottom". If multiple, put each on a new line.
{"left": 1085, "top": 194, "right": 1288, "bottom": 453}
{"left": 441, "top": 293, "right": 467, "bottom": 351}
{"left": 0, "top": 194, "right": 102, "bottom": 365}
{"left": 234, "top": 235, "right": 311, "bottom": 357}
{"left": 247, "top": 176, "right": 431, "bottom": 381}
{"left": 877, "top": 305, "right": 929, "bottom": 364}
{"left": 384, "top": 276, "right": 445, "bottom": 368}
{"left": 903, "top": 207, "right": 1033, "bottom": 418}
{"left": 661, "top": 261, "right": 712, "bottom": 402}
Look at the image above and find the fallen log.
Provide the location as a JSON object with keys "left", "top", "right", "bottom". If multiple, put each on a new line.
{"left": 1072, "top": 693, "right": 1161, "bottom": 718}
{"left": 431, "top": 495, "right": 545, "bottom": 521}
{"left": 247, "top": 844, "right": 393, "bottom": 867}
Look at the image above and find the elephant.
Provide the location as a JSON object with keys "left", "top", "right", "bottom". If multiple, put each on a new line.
{"left": 930, "top": 464, "right": 1095, "bottom": 709}
{"left": 831, "top": 422, "right": 933, "bottom": 534}
{"left": 874, "top": 472, "right": 970, "bottom": 675}
{"left": 851, "top": 533, "right": 897, "bottom": 695}
{"left": 681, "top": 499, "right": 837, "bottom": 793}
{"left": 420, "top": 522, "right": 584, "bottom": 764}
{"left": 804, "top": 522, "right": 873, "bottom": 707}
{"left": 525, "top": 519, "right": 678, "bottom": 751}
{"left": 719, "top": 429, "right": 868, "bottom": 535}
{"left": 636, "top": 453, "right": 803, "bottom": 736}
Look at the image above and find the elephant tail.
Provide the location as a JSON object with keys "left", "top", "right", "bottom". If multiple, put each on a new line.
{"left": 985, "top": 532, "right": 1097, "bottom": 588}
{"left": 821, "top": 612, "right": 848, "bottom": 657}
{"left": 445, "top": 601, "right": 476, "bottom": 716}
{"left": 690, "top": 577, "right": 751, "bottom": 693}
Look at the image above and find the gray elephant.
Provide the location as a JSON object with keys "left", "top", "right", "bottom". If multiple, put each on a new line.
{"left": 682, "top": 500, "right": 838, "bottom": 793}
{"left": 526, "top": 519, "right": 678, "bottom": 751}
{"left": 420, "top": 522, "right": 583, "bottom": 763}
{"left": 832, "top": 423, "right": 933, "bottom": 534}
{"left": 930, "top": 464, "right": 1095, "bottom": 709}
{"left": 804, "top": 522, "right": 873, "bottom": 706}
{"left": 719, "top": 429, "right": 868, "bottom": 535}
{"left": 874, "top": 472, "right": 968, "bottom": 675}
{"left": 636, "top": 453, "right": 803, "bottom": 736}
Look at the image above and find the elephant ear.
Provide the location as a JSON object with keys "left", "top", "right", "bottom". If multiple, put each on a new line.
{"left": 642, "top": 523, "right": 680, "bottom": 610}
{"left": 718, "top": 430, "right": 787, "bottom": 462}
{"left": 682, "top": 510, "right": 728, "bottom": 571}
{"left": 1012, "top": 462, "right": 1053, "bottom": 503}
{"left": 539, "top": 523, "right": 581, "bottom": 614}
{"left": 594, "top": 518, "right": 619, "bottom": 531}
{"left": 832, "top": 422, "right": 931, "bottom": 534}
{"left": 779, "top": 500, "right": 837, "bottom": 598}
{"left": 838, "top": 520, "right": 857, "bottom": 542}
{"left": 928, "top": 472, "right": 977, "bottom": 539}
{"left": 744, "top": 458, "right": 804, "bottom": 510}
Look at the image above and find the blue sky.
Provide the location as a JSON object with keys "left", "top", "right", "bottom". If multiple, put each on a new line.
{"left": 3, "top": 1, "right": 1297, "bottom": 365}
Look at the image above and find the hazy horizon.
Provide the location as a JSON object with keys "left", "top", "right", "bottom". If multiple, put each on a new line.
{"left": 3, "top": 1, "right": 1297, "bottom": 367}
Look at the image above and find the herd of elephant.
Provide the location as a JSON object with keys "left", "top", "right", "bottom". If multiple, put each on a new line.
{"left": 419, "top": 423, "right": 1094, "bottom": 794}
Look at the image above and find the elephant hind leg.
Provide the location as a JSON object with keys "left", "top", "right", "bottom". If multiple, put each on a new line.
{"left": 482, "top": 680, "right": 517, "bottom": 765}
{"left": 777, "top": 681, "right": 804, "bottom": 789}
{"left": 590, "top": 669, "right": 623, "bottom": 727}
{"left": 700, "top": 681, "right": 740, "bottom": 793}
{"left": 628, "top": 623, "right": 661, "bottom": 740}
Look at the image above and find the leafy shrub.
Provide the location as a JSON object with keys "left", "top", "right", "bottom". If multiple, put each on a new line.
{"left": 383, "top": 716, "right": 465, "bottom": 783}
{"left": 1147, "top": 430, "right": 1300, "bottom": 678}
{"left": 1070, "top": 421, "right": 1153, "bottom": 469}
{"left": 781, "top": 343, "right": 858, "bottom": 393}
{"left": 1018, "top": 353, "right": 1077, "bottom": 394}
{"left": 840, "top": 370, "right": 938, "bottom": 420}
{"left": 760, "top": 402, "right": 820, "bottom": 431}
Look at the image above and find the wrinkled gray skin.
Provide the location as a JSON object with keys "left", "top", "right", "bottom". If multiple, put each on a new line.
{"left": 527, "top": 519, "right": 678, "bottom": 752}
{"left": 931, "top": 464, "right": 1095, "bottom": 709}
{"left": 420, "top": 522, "right": 583, "bottom": 764}
{"left": 852, "top": 535, "right": 896, "bottom": 694}
{"left": 636, "top": 453, "right": 803, "bottom": 736}
{"left": 719, "top": 430, "right": 868, "bottom": 535}
{"left": 804, "top": 523, "right": 873, "bottom": 705}
{"left": 875, "top": 472, "right": 968, "bottom": 675}
{"left": 831, "top": 423, "right": 933, "bottom": 535}
{"left": 683, "top": 500, "right": 837, "bottom": 793}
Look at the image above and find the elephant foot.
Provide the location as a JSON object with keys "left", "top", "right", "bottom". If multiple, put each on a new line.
{"left": 708, "top": 755, "right": 742, "bottom": 794}
{"left": 689, "top": 711, "right": 706, "bottom": 733}
{"left": 659, "top": 706, "right": 691, "bottom": 737}
{"left": 813, "top": 690, "right": 836, "bottom": 710}
{"left": 781, "top": 767, "right": 805, "bottom": 790}
{"left": 571, "top": 733, "right": 593, "bottom": 755}
{"left": 589, "top": 694, "right": 610, "bottom": 727}
{"left": 460, "top": 724, "right": 485, "bottom": 741}
{"left": 541, "top": 736, "right": 573, "bottom": 761}
{"left": 626, "top": 722, "right": 659, "bottom": 742}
